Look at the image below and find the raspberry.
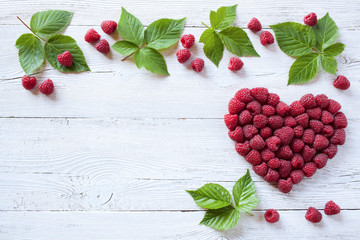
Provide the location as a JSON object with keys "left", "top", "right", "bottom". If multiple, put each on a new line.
{"left": 248, "top": 17, "right": 262, "bottom": 32}
{"left": 267, "top": 93, "right": 280, "bottom": 107}
{"left": 21, "top": 75, "right": 37, "bottom": 90}
{"left": 176, "top": 49, "right": 191, "bottom": 63}
{"left": 84, "top": 28, "right": 101, "bottom": 43}
{"left": 309, "top": 120, "right": 324, "bottom": 133}
{"left": 290, "top": 169, "right": 304, "bottom": 184}
{"left": 304, "top": 12, "right": 317, "bottom": 27}
{"left": 313, "top": 153, "right": 328, "bottom": 169}
{"left": 291, "top": 138, "right": 305, "bottom": 153}
{"left": 228, "top": 98, "right": 246, "bottom": 114}
{"left": 261, "top": 148, "right": 275, "bottom": 162}
{"left": 295, "top": 113, "right": 309, "bottom": 128}
{"left": 302, "top": 162, "right": 317, "bottom": 177}
{"left": 224, "top": 114, "right": 238, "bottom": 131}
{"left": 268, "top": 158, "right": 281, "bottom": 169}
{"left": 313, "top": 134, "right": 329, "bottom": 150}
{"left": 246, "top": 150, "right": 262, "bottom": 166}
{"left": 276, "top": 101, "right": 290, "bottom": 116}
{"left": 291, "top": 154, "right": 304, "bottom": 169}
{"left": 333, "top": 112, "right": 347, "bottom": 129}
{"left": 260, "top": 127, "right": 272, "bottom": 139}
{"left": 294, "top": 126, "right": 304, "bottom": 138}
{"left": 247, "top": 101, "right": 262, "bottom": 115}
{"left": 38, "top": 79, "right": 54, "bottom": 95}
{"left": 330, "top": 129, "right": 346, "bottom": 145}
{"left": 95, "top": 39, "right": 110, "bottom": 54}
{"left": 266, "top": 136, "right": 281, "bottom": 151}
{"left": 264, "top": 209, "right": 280, "bottom": 223}
{"left": 301, "top": 145, "right": 316, "bottom": 162}
{"left": 228, "top": 57, "right": 244, "bottom": 71}
{"left": 253, "top": 162, "right": 268, "bottom": 177}
{"left": 264, "top": 169, "right": 280, "bottom": 183}
{"left": 322, "top": 125, "right": 334, "bottom": 138}
{"left": 191, "top": 58, "right": 204, "bottom": 72}
{"left": 239, "top": 110, "right": 253, "bottom": 125}
{"left": 235, "top": 88, "right": 253, "bottom": 103}
{"left": 315, "top": 94, "right": 329, "bottom": 108}
{"left": 262, "top": 105, "right": 276, "bottom": 117}
{"left": 323, "top": 144, "right": 338, "bottom": 159}
{"left": 250, "top": 87, "right": 269, "bottom": 104}
{"left": 278, "top": 178, "right": 293, "bottom": 193}
{"left": 278, "top": 159, "right": 292, "bottom": 178}
{"left": 321, "top": 110, "right": 333, "bottom": 124}
{"left": 302, "top": 129, "right": 315, "bottom": 145}
{"left": 253, "top": 114, "right": 268, "bottom": 129}
{"left": 235, "top": 141, "right": 251, "bottom": 156}
{"left": 327, "top": 99, "right": 341, "bottom": 114}
{"left": 180, "top": 34, "right": 195, "bottom": 49}
{"left": 300, "top": 93, "right": 316, "bottom": 109}
{"left": 228, "top": 126, "right": 244, "bottom": 143}
{"left": 324, "top": 201, "right": 341, "bottom": 215}
{"left": 333, "top": 75, "right": 350, "bottom": 90}
{"left": 305, "top": 207, "right": 322, "bottom": 223}
{"left": 268, "top": 115, "right": 284, "bottom": 129}
{"left": 306, "top": 107, "right": 322, "bottom": 120}
{"left": 243, "top": 125, "right": 258, "bottom": 139}
{"left": 101, "top": 20, "right": 117, "bottom": 34}
{"left": 250, "top": 134, "right": 266, "bottom": 150}
{"left": 284, "top": 116, "right": 297, "bottom": 127}
{"left": 274, "top": 126, "right": 294, "bottom": 145}
{"left": 260, "top": 31, "right": 274, "bottom": 46}
{"left": 289, "top": 101, "right": 305, "bottom": 116}
{"left": 276, "top": 146, "right": 293, "bottom": 160}
{"left": 57, "top": 51, "right": 73, "bottom": 67}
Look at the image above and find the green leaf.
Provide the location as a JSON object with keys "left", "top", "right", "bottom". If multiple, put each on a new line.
{"left": 15, "top": 33, "right": 45, "bottom": 74}
{"left": 199, "top": 29, "right": 224, "bottom": 67}
{"left": 288, "top": 53, "right": 320, "bottom": 85}
{"left": 44, "top": 34, "right": 90, "bottom": 72}
{"left": 323, "top": 43, "right": 345, "bottom": 56}
{"left": 232, "top": 169, "right": 260, "bottom": 212}
{"left": 118, "top": 7, "right": 144, "bottom": 46}
{"left": 134, "top": 47, "right": 169, "bottom": 75}
{"left": 209, "top": 5, "right": 237, "bottom": 30}
{"left": 200, "top": 206, "right": 240, "bottom": 231}
{"left": 313, "top": 13, "right": 338, "bottom": 51}
{"left": 112, "top": 41, "right": 139, "bottom": 55}
{"left": 144, "top": 18, "right": 186, "bottom": 50}
{"left": 186, "top": 183, "right": 232, "bottom": 209}
{"left": 30, "top": 10, "right": 73, "bottom": 38}
{"left": 321, "top": 54, "right": 337, "bottom": 74}
{"left": 219, "top": 26, "right": 259, "bottom": 57}
{"left": 270, "top": 22, "right": 316, "bottom": 57}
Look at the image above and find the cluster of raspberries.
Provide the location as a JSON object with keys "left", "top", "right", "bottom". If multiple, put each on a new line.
{"left": 84, "top": 20, "right": 118, "bottom": 54}
{"left": 22, "top": 76, "right": 54, "bottom": 95}
{"left": 247, "top": 17, "right": 274, "bottom": 46}
{"left": 224, "top": 87, "right": 347, "bottom": 193}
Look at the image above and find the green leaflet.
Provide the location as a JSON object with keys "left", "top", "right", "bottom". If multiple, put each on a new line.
{"left": 313, "top": 13, "right": 338, "bottom": 51}
{"left": 288, "top": 53, "right": 320, "bottom": 85}
{"left": 321, "top": 54, "right": 337, "bottom": 75}
{"left": 200, "top": 206, "right": 240, "bottom": 231}
{"left": 199, "top": 29, "right": 224, "bottom": 67}
{"left": 209, "top": 4, "right": 237, "bottom": 30}
{"left": 323, "top": 43, "right": 345, "bottom": 56}
{"left": 134, "top": 47, "right": 169, "bottom": 75}
{"left": 186, "top": 183, "right": 231, "bottom": 209}
{"left": 118, "top": 7, "right": 144, "bottom": 46}
{"left": 112, "top": 41, "right": 139, "bottom": 55}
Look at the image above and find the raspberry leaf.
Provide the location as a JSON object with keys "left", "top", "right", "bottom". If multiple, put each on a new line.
{"left": 199, "top": 29, "right": 224, "bottom": 67}
{"left": 270, "top": 22, "right": 316, "bottom": 57}
{"left": 118, "top": 7, "right": 144, "bottom": 46}
{"left": 134, "top": 47, "right": 169, "bottom": 75}
{"left": 320, "top": 54, "right": 337, "bottom": 75}
{"left": 288, "top": 53, "right": 320, "bottom": 85}
{"left": 200, "top": 205, "right": 240, "bottom": 231}
{"left": 144, "top": 18, "right": 186, "bottom": 50}
{"left": 30, "top": 10, "right": 73, "bottom": 38}
{"left": 15, "top": 33, "right": 45, "bottom": 74}
{"left": 186, "top": 183, "right": 232, "bottom": 209}
{"left": 112, "top": 41, "right": 139, "bottom": 55}
{"left": 44, "top": 34, "right": 90, "bottom": 72}
{"left": 219, "top": 26, "right": 260, "bottom": 57}
{"left": 313, "top": 13, "right": 338, "bottom": 52}
{"left": 323, "top": 43, "right": 345, "bottom": 57}
{"left": 209, "top": 5, "right": 237, "bottom": 30}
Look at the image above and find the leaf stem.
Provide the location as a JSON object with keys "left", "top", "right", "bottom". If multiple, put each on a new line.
{"left": 246, "top": 212, "right": 254, "bottom": 216}
{"left": 121, "top": 52, "right": 135, "bottom": 61}
{"left": 201, "top": 22, "right": 211, "bottom": 29}
{"left": 17, "top": 16, "right": 47, "bottom": 42}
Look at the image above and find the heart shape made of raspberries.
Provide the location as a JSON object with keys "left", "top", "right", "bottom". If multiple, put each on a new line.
{"left": 224, "top": 88, "right": 347, "bottom": 193}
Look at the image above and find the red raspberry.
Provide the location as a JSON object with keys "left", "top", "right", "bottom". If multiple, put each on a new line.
{"left": 302, "top": 129, "right": 315, "bottom": 145}
{"left": 333, "top": 112, "right": 347, "bottom": 129}
{"left": 253, "top": 162, "right": 268, "bottom": 177}
{"left": 291, "top": 138, "right": 305, "bottom": 153}
{"left": 267, "top": 93, "right": 280, "bottom": 107}
{"left": 239, "top": 110, "right": 253, "bottom": 125}
{"left": 322, "top": 125, "right": 334, "bottom": 138}
{"left": 228, "top": 57, "right": 244, "bottom": 71}
{"left": 278, "top": 159, "right": 292, "bottom": 178}
{"left": 243, "top": 125, "right": 258, "bottom": 139}
{"left": 309, "top": 120, "right": 324, "bottom": 133}
{"left": 95, "top": 39, "right": 110, "bottom": 54}
{"left": 246, "top": 101, "right": 262, "bottom": 115}
{"left": 306, "top": 107, "right": 322, "bottom": 120}
{"left": 235, "top": 88, "right": 253, "bottom": 103}
{"left": 302, "top": 162, "right": 317, "bottom": 177}
{"left": 305, "top": 207, "right": 322, "bottom": 223}
{"left": 260, "top": 31, "right": 274, "bottom": 46}
{"left": 38, "top": 79, "right": 54, "bottom": 95}
{"left": 228, "top": 98, "right": 245, "bottom": 114}
{"left": 327, "top": 99, "right": 341, "bottom": 114}
{"left": 180, "top": 34, "right": 195, "bottom": 49}
{"left": 323, "top": 144, "right": 338, "bottom": 159}
{"left": 295, "top": 113, "right": 309, "bottom": 128}
{"left": 313, "top": 134, "right": 329, "bottom": 150}
{"left": 264, "top": 169, "right": 280, "bottom": 183}
{"left": 321, "top": 110, "right": 333, "bottom": 124}
{"left": 315, "top": 94, "right": 329, "bottom": 108}
{"left": 274, "top": 126, "right": 294, "bottom": 145}
{"left": 300, "top": 93, "right": 316, "bottom": 109}
{"left": 302, "top": 145, "right": 316, "bottom": 162}
{"left": 268, "top": 115, "right": 284, "bottom": 129}
{"left": 266, "top": 136, "right": 281, "bottom": 151}
{"left": 276, "top": 101, "right": 290, "bottom": 116}
{"left": 313, "top": 153, "right": 328, "bottom": 169}
{"left": 250, "top": 134, "right": 266, "bottom": 150}
{"left": 84, "top": 28, "right": 101, "bottom": 43}
{"left": 191, "top": 58, "right": 204, "bottom": 72}
{"left": 21, "top": 75, "right": 37, "bottom": 90}
{"left": 324, "top": 201, "right": 341, "bottom": 215}
{"left": 250, "top": 87, "right": 269, "bottom": 104}
{"left": 276, "top": 146, "right": 293, "bottom": 160}
{"left": 268, "top": 158, "right": 281, "bottom": 169}
{"left": 176, "top": 49, "right": 191, "bottom": 63}
{"left": 262, "top": 105, "right": 276, "bottom": 117}
{"left": 289, "top": 101, "right": 305, "bottom": 116}
{"left": 246, "top": 150, "right": 262, "bottom": 166}
{"left": 248, "top": 17, "right": 262, "bottom": 32}
{"left": 260, "top": 127, "right": 272, "bottom": 139}
{"left": 261, "top": 148, "right": 275, "bottom": 162}
{"left": 57, "top": 50, "right": 73, "bottom": 67}
{"left": 253, "top": 114, "right": 268, "bottom": 129}
{"left": 304, "top": 12, "right": 317, "bottom": 27}
{"left": 330, "top": 129, "right": 346, "bottom": 145}
{"left": 224, "top": 114, "right": 238, "bottom": 131}
{"left": 235, "top": 141, "right": 251, "bottom": 156}
{"left": 294, "top": 126, "right": 304, "bottom": 138}
{"left": 101, "top": 20, "right": 117, "bottom": 34}
{"left": 290, "top": 169, "right": 304, "bottom": 184}
{"left": 228, "top": 126, "right": 244, "bottom": 143}
{"left": 333, "top": 75, "right": 350, "bottom": 90}
{"left": 278, "top": 178, "right": 293, "bottom": 193}
{"left": 264, "top": 209, "right": 280, "bottom": 223}
{"left": 291, "top": 154, "right": 304, "bottom": 169}
{"left": 284, "top": 116, "right": 297, "bottom": 127}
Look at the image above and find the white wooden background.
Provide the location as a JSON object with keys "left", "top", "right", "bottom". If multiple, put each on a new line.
{"left": 1, "top": 0, "right": 359, "bottom": 239}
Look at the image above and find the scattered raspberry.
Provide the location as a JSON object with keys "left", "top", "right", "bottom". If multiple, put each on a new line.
{"left": 278, "top": 159, "right": 292, "bottom": 178}
{"left": 101, "top": 20, "right": 117, "bottom": 34}
{"left": 322, "top": 125, "right": 335, "bottom": 138}
{"left": 333, "top": 75, "right": 350, "bottom": 90}
{"left": 315, "top": 94, "right": 329, "bottom": 109}
{"left": 268, "top": 158, "right": 281, "bottom": 169}
{"left": 324, "top": 201, "right": 341, "bottom": 215}
{"left": 246, "top": 150, "right": 262, "bottom": 166}
{"left": 276, "top": 145, "right": 293, "bottom": 160}
{"left": 295, "top": 113, "right": 309, "bottom": 128}
{"left": 278, "top": 178, "right": 293, "bottom": 193}
{"left": 313, "top": 134, "right": 329, "bottom": 150}
{"left": 304, "top": 12, "right": 318, "bottom": 27}
{"left": 284, "top": 116, "right": 297, "bottom": 127}
{"left": 309, "top": 120, "right": 324, "bottom": 133}
{"left": 300, "top": 93, "right": 316, "bottom": 109}
{"left": 191, "top": 58, "right": 204, "bottom": 72}
{"left": 301, "top": 145, "right": 316, "bottom": 162}
{"left": 260, "top": 127, "right": 273, "bottom": 139}
{"left": 291, "top": 138, "right": 305, "bottom": 153}
{"left": 260, "top": 31, "right": 275, "bottom": 46}
{"left": 247, "top": 101, "right": 262, "bottom": 115}
{"left": 321, "top": 110, "right": 333, "bottom": 125}
{"left": 243, "top": 125, "right": 259, "bottom": 139}
{"left": 228, "top": 98, "right": 246, "bottom": 114}
{"left": 302, "top": 162, "right": 317, "bottom": 177}
{"left": 250, "top": 87, "right": 269, "bottom": 104}
{"left": 176, "top": 49, "right": 191, "bottom": 63}
{"left": 95, "top": 39, "right": 110, "bottom": 54}
{"left": 253, "top": 162, "right": 268, "bottom": 177}
{"left": 264, "top": 209, "right": 280, "bottom": 223}
{"left": 333, "top": 112, "right": 348, "bottom": 129}
{"left": 294, "top": 126, "right": 304, "bottom": 138}
{"left": 228, "top": 57, "right": 244, "bottom": 71}
{"left": 274, "top": 126, "right": 294, "bottom": 145}
{"left": 266, "top": 136, "right": 282, "bottom": 151}
{"left": 253, "top": 114, "right": 268, "bottom": 129}
{"left": 224, "top": 114, "right": 238, "bottom": 131}
{"left": 268, "top": 115, "right": 284, "bottom": 129}
{"left": 305, "top": 207, "right": 322, "bottom": 223}
{"left": 235, "top": 141, "right": 251, "bottom": 156}
{"left": 84, "top": 28, "right": 101, "bottom": 43}
{"left": 302, "top": 129, "right": 315, "bottom": 145}
{"left": 264, "top": 169, "right": 280, "bottom": 183}
{"left": 313, "top": 153, "right": 328, "bottom": 169}
{"left": 291, "top": 154, "right": 304, "bottom": 169}
{"left": 38, "top": 79, "right": 54, "bottom": 95}
{"left": 57, "top": 51, "right": 73, "bottom": 67}
{"left": 327, "top": 99, "right": 341, "bottom": 114}
{"left": 21, "top": 75, "right": 37, "bottom": 90}
{"left": 276, "top": 101, "right": 290, "bottom": 116}
{"left": 250, "top": 134, "right": 266, "bottom": 150}
{"left": 239, "top": 110, "right": 253, "bottom": 125}
{"left": 228, "top": 126, "right": 244, "bottom": 143}
{"left": 323, "top": 144, "right": 338, "bottom": 159}
{"left": 262, "top": 105, "right": 276, "bottom": 117}
{"left": 306, "top": 107, "right": 322, "bottom": 120}
{"left": 248, "top": 17, "right": 262, "bottom": 32}
{"left": 330, "top": 128, "right": 346, "bottom": 145}
{"left": 267, "top": 93, "right": 280, "bottom": 107}
{"left": 289, "top": 101, "right": 305, "bottom": 116}
{"left": 180, "top": 34, "right": 195, "bottom": 49}
{"left": 261, "top": 148, "right": 275, "bottom": 162}
{"left": 235, "top": 88, "right": 253, "bottom": 103}
{"left": 290, "top": 169, "right": 304, "bottom": 184}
